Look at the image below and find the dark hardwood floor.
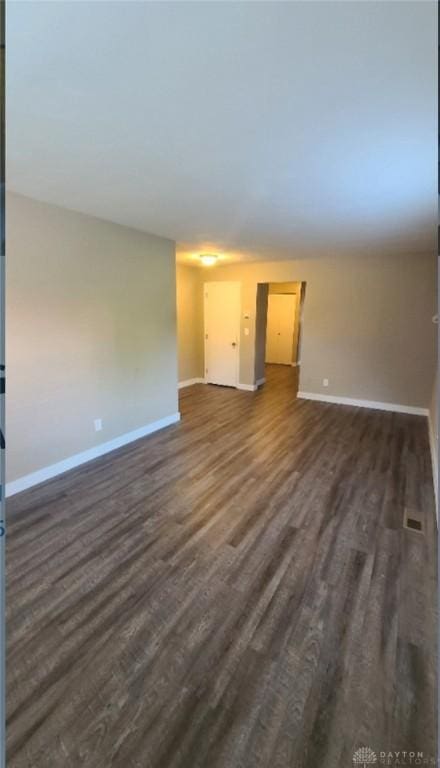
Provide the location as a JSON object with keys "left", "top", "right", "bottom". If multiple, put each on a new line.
{"left": 6, "top": 365, "right": 437, "bottom": 767}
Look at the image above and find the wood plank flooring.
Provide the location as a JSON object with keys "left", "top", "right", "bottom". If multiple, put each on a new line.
{"left": 6, "top": 364, "right": 437, "bottom": 767}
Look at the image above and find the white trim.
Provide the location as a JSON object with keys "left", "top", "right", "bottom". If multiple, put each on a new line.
{"left": 428, "top": 413, "right": 438, "bottom": 520}
{"left": 256, "top": 377, "right": 266, "bottom": 386}
{"left": 237, "top": 383, "right": 257, "bottom": 392}
{"left": 5, "top": 412, "right": 181, "bottom": 497}
{"left": 178, "top": 378, "right": 205, "bottom": 389}
{"left": 297, "top": 391, "right": 428, "bottom": 416}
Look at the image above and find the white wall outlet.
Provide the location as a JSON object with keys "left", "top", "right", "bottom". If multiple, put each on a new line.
{"left": 244, "top": 327, "right": 250, "bottom": 336}
{"left": 323, "top": 378, "right": 329, "bottom": 387}
{"left": 94, "top": 418, "right": 103, "bottom": 432}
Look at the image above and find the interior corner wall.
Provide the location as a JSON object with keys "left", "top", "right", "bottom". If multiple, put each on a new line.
{"left": 429, "top": 362, "right": 438, "bottom": 511}
{"left": 6, "top": 192, "right": 178, "bottom": 483}
{"left": 176, "top": 264, "right": 204, "bottom": 382}
{"left": 254, "top": 283, "right": 269, "bottom": 382}
{"left": 291, "top": 284, "right": 302, "bottom": 364}
{"left": 203, "top": 253, "right": 437, "bottom": 408}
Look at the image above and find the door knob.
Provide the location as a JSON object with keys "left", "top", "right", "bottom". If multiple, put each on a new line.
{"left": 232, "top": 342, "right": 237, "bottom": 347}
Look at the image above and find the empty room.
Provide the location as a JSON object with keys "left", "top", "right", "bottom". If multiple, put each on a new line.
{"left": 3, "top": 1, "right": 438, "bottom": 767}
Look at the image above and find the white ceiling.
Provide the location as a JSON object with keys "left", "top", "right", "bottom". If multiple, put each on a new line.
{"left": 7, "top": 1, "right": 437, "bottom": 266}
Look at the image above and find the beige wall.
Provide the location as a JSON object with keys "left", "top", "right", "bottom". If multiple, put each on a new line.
{"left": 268, "top": 282, "right": 298, "bottom": 295}
{"left": 7, "top": 192, "right": 178, "bottom": 482}
{"left": 203, "top": 254, "right": 437, "bottom": 407}
{"left": 176, "top": 264, "right": 204, "bottom": 382}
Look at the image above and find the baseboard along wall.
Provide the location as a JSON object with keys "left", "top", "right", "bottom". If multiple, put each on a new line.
{"left": 179, "top": 379, "right": 258, "bottom": 392}
{"left": 8, "top": 389, "right": 435, "bottom": 503}
{"left": 178, "top": 378, "right": 205, "bottom": 389}
{"left": 299, "top": 390, "right": 437, "bottom": 520}
{"left": 6, "top": 412, "right": 181, "bottom": 497}
{"left": 297, "top": 391, "right": 428, "bottom": 416}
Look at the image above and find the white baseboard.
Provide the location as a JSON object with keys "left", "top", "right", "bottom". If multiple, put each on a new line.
{"left": 178, "top": 377, "right": 205, "bottom": 389}
{"left": 6, "top": 412, "right": 181, "bottom": 497}
{"left": 182, "top": 380, "right": 259, "bottom": 392}
{"left": 256, "top": 377, "right": 266, "bottom": 386}
{"left": 428, "top": 413, "right": 438, "bottom": 521}
{"left": 297, "top": 391, "right": 428, "bottom": 416}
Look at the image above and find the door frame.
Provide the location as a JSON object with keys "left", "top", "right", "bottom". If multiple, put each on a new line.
{"left": 204, "top": 281, "right": 241, "bottom": 388}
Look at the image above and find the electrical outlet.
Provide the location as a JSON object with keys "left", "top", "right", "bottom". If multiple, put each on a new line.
{"left": 323, "top": 378, "right": 329, "bottom": 387}
{"left": 244, "top": 328, "right": 250, "bottom": 336}
{"left": 94, "top": 418, "right": 103, "bottom": 432}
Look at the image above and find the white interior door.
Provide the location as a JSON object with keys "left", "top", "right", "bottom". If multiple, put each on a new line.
{"left": 204, "top": 282, "right": 240, "bottom": 386}
{"left": 265, "top": 293, "right": 296, "bottom": 364}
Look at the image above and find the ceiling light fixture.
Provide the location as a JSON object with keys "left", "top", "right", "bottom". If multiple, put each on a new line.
{"left": 199, "top": 254, "right": 218, "bottom": 267}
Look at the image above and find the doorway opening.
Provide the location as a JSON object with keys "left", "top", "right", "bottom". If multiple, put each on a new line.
{"left": 255, "top": 281, "right": 306, "bottom": 394}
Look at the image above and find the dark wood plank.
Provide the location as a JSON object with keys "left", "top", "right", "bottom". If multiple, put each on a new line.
{"left": 6, "top": 364, "right": 437, "bottom": 767}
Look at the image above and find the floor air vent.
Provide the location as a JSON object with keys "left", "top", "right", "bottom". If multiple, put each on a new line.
{"left": 403, "top": 509, "right": 423, "bottom": 533}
